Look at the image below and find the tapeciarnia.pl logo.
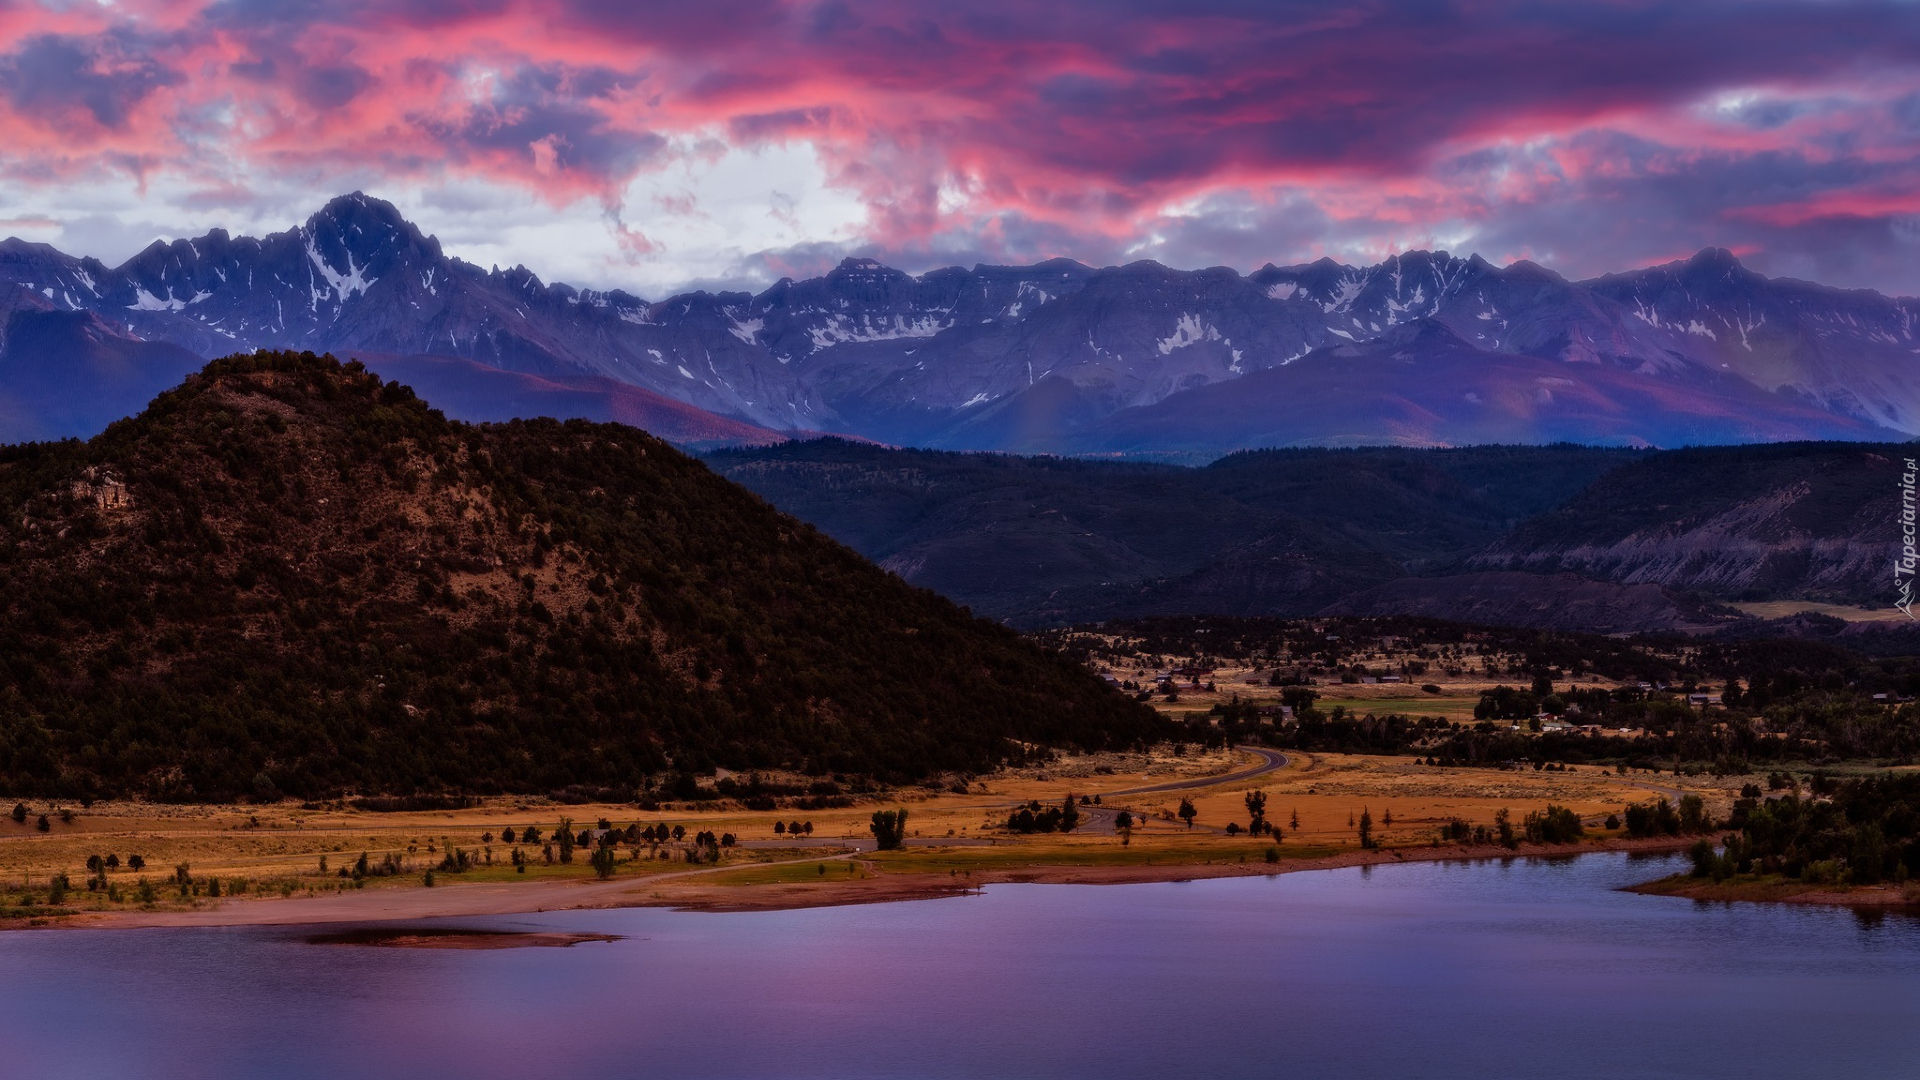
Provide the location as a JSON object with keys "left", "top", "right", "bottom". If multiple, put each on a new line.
{"left": 1900, "top": 457, "right": 1919, "bottom": 619}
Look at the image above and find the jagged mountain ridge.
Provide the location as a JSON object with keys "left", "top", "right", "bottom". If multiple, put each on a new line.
{"left": 1044, "top": 319, "right": 1894, "bottom": 457}
{"left": 0, "top": 193, "right": 1915, "bottom": 448}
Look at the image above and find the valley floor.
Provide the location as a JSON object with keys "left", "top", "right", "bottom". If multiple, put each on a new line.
{"left": 80, "top": 833, "right": 1712, "bottom": 928}
{"left": 0, "top": 748, "right": 1759, "bottom": 930}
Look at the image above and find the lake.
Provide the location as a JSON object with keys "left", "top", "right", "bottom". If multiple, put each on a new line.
{"left": 2, "top": 851, "right": 1916, "bottom": 1079}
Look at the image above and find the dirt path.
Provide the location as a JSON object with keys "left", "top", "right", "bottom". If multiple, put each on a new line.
{"left": 74, "top": 851, "right": 860, "bottom": 930}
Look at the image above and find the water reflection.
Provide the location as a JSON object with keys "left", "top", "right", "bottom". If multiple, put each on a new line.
{"left": 0, "top": 851, "right": 1915, "bottom": 1080}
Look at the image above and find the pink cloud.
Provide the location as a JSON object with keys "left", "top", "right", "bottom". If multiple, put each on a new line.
{"left": 0, "top": 0, "right": 1914, "bottom": 290}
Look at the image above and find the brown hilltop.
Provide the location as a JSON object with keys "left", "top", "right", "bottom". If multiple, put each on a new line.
{"left": 0, "top": 351, "right": 1162, "bottom": 801}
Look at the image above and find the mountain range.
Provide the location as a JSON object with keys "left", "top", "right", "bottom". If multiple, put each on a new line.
{"left": 0, "top": 193, "right": 1914, "bottom": 453}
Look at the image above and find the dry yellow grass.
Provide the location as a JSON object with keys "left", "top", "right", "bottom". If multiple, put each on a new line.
{"left": 1728, "top": 601, "right": 1910, "bottom": 623}
{"left": 0, "top": 746, "right": 1741, "bottom": 919}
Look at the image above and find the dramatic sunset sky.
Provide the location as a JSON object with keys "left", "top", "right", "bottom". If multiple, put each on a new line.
{"left": 0, "top": 0, "right": 1915, "bottom": 297}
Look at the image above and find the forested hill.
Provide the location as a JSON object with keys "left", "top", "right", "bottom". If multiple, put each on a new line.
{"left": 704, "top": 439, "right": 1642, "bottom": 623}
{"left": 0, "top": 352, "right": 1164, "bottom": 801}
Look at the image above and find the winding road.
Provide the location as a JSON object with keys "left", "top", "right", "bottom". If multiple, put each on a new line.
{"left": 1105, "top": 747, "right": 1291, "bottom": 797}
{"left": 1068, "top": 747, "right": 1294, "bottom": 835}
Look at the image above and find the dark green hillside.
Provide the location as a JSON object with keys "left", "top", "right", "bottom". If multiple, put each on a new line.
{"left": 0, "top": 352, "right": 1164, "bottom": 800}
{"left": 704, "top": 439, "right": 1638, "bottom": 623}
{"left": 1491, "top": 442, "right": 1903, "bottom": 548}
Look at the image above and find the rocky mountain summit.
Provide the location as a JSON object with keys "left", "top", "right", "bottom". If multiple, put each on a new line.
{"left": 0, "top": 194, "right": 1914, "bottom": 451}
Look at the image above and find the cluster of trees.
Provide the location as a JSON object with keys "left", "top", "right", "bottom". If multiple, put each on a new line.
{"left": 1523, "top": 805, "right": 1585, "bottom": 844}
{"left": 1044, "top": 614, "right": 1700, "bottom": 693}
{"left": 1005, "top": 796, "right": 1081, "bottom": 834}
{"left": 1190, "top": 702, "right": 1450, "bottom": 755}
{"left": 349, "top": 851, "right": 407, "bottom": 879}
{"left": 1623, "top": 795, "right": 1713, "bottom": 838}
{"left": 1067, "top": 615, "right": 1920, "bottom": 772}
{"left": 710, "top": 772, "right": 850, "bottom": 810}
{"left": 1438, "top": 817, "right": 1493, "bottom": 846}
{"left": 1690, "top": 773, "right": 1920, "bottom": 886}
{"left": 474, "top": 817, "right": 749, "bottom": 878}
{"left": 1201, "top": 674, "right": 1920, "bottom": 776}
{"left": 1431, "top": 805, "right": 1591, "bottom": 849}
{"left": 869, "top": 809, "right": 908, "bottom": 850}
{"left": 0, "top": 352, "right": 1172, "bottom": 801}
{"left": 81, "top": 852, "right": 147, "bottom": 896}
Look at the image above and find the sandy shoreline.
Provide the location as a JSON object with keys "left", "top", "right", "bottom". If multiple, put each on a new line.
{"left": 41, "top": 835, "right": 1703, "bottom": 931}
{"left": 1626, "top": 874, "right": 1920, "bottom": 909}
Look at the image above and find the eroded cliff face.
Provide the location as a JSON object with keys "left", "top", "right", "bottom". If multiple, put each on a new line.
{"left": 1471, "top": 445, "right": 1907, "bottom": 603}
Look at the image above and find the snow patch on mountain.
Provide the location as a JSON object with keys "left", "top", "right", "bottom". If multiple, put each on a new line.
{"left": 304, "top": 238, "right": 377, "bottom": 305}
{"left": 127, "top": 287, "right": 208, "bottom": 312}
{"left": 1321, "top": 276, "right": 1366, "bottom": 313}
{"left": 1156, "top": 313, "right": 1221, "bottom": 354}
{"left": 806, "top": 312, "right": 950, "bottom": 351}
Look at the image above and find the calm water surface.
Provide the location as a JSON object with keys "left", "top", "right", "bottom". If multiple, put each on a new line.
{"left": 3, "top": 851, "right": 1917, "bottom": 1080}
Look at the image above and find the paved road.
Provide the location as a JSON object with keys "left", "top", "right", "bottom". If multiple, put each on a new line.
{"left": 1068, "top": 748, "right": 1294, "bottom": 836}
{"left": 738, "top": 836, "right": 1001, "bottom": 852}
{"left": 1104, "top": 747, "right": 1290, "bottom": 797}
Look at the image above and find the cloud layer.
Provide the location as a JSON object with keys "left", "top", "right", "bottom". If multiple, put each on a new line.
{"left": 0, "top": 0, "right": 1915, "bottom": 295}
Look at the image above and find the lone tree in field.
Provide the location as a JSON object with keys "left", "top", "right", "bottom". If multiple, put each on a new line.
{"left": 1114, "top": 810, "right": 1134, "bottom": 846}
{"left": 870, "top": 809, "right": 909, "bottom": 850}
{"left": 1358, "top": 808, "right": 1374, "bottom": 849}
{"left": 1244, "top": 790, "right": 1268, "bottom": 835}
{"left": 590, "top": 843, "right": 617, "bottom": 880}
{"left": 1178, "top": 797, "right": 1197, "bottom": 829}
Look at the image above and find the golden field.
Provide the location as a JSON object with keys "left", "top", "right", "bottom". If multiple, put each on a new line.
{"left": 0, "top": 743, "right": 1741, "bottom": 926}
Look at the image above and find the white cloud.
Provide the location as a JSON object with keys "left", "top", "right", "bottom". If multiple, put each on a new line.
{"left": 0, "top": 141, "right": 870, "bottom": 299}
